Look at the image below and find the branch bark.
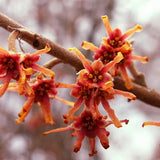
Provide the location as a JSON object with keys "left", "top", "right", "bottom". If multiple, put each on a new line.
{"left": 0, "top": 12, "right": 83, "bottom": 71}
{"left": 0, "top": 12, "right": 160, "bottom": 108}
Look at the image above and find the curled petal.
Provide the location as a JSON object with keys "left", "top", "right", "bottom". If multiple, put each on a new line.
{"left": 81, "top": 41, "right": 99, "bottom": 53}
{"left": 121, "top": 25, "right": 143, "bottom": 40}
{"left": 101, "top": 15, "right": 112, "bottom": 37}
{"left": 32, "top": 44, "right": 51, "bottom": 56}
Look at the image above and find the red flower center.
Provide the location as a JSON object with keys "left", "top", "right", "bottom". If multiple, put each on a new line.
{"left": 22, "top": 58, "right": 33, "bottom": 68}
{"left": 82, "top": 115, "right": 96, "bottom": 131}
{"left": 109, "top": 37, "right": 124, "bottom": 48}
{"left": 35, "top": 82, "right": 51, "bottom": 97}
{"left": 78, "top": 87, "right": 92, "bottom": 100}
{"left": 100, "top": 51, "right": 115, "bottom": 64}
{"left": 2, "top": 57, "right": 17, "bottom": 71}
{"left": 88, "top": 70, "right": 103, "bottom": 83}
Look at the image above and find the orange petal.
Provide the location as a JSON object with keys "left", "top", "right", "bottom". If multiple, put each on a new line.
{"left": 89, "top": 139, "right": 97, "bottom": 157}
{"left": 114, "top": 89, "right": 136, "bottom": 100}
{"left": 40, "top": 96, "right": 55, "bottom": 125}
{"left": 142, "top": 121, "right": 160, "bottom": 127}
{"left": 102, "top": 37, "right": 108, "bottom": 46}
{"left": 32, "top": 63, "right": 55, "bottom": 78}
{"left": 101, "top": 15, "right": 112, "bottom": 37}
{"left": 55, "top": 82, "right": 74, "bottom": 88}
{"left": 43, "top": 125, "right": 72, "bottom": 136}
{"left": 15, "top": 97, "right": 34, "bottom": 124}
{"left": 81, "top": 41, "right": 99, "bottom": 52}
{"left": 120, "top": 66, "right": 133, "bottom": 90}
{"left": 54, "top": 96, "right": 74, "bottom": 107}
{"left": 69, "top": 47, "right": 92, "bottom": 72}
{"left": 73, "top": 131, "right": 85, "bottom": 153}
{"left": 0, "top": 73, "right": 12, "bottom": 97}
{"left": 32, "top": 44, "right": 51, "bottom": 56}
{"left": 92, "top": 60, "right": 104, "bottom": 71}
{"left": 130, "top": 55, "right": 148, "bottom": 63}
{"left": 96, "top": 128, "right": 110, "bottom": 149}
{"left": 121, "top": 25, "right": 143, "bottom": 40}
{"left": 104, "top": 81, "right": 114, "bottom": 90}
{"left": 67, "top": 96, "right": 83, "bottom": 118}
{"left": 101, "top": 97, "right": 122, "bottom": 128}
{"left": 102, "top": 52, "right": 123, "bottom": 73}
{"left": 0, "top": 46, "right": 9, "bottom": 55}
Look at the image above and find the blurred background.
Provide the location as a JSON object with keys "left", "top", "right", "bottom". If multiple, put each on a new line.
{"left": 0, "top": 0, "right": 160, "bottom": 160}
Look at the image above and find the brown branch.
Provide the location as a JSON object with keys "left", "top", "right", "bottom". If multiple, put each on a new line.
{"left": 114, "top": 76, "right": 160, "bottom": 108}
{"left": 43, "top": 58, "right": 62, "bottom": 69}
{"left": 128, "top": 62, "right": 147, "bottom": 87}
{"left": 0, "top": 12, "right": 83, "bottom": 71}
{"left": 0, "top": 12, "right": 160, "bottom": 108}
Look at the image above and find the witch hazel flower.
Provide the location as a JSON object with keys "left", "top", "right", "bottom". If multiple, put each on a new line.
{"left": 142, "top": 121, "right": 160, "bottom": 127}
{"left": 0, "top": 44, "right": 55, "bottom": 97}
{"left": 11, "top": 75, "right": 74, "bottom": 125}
{"left": 57, "top": 48, "right": 136, "bottom": 127}
{"left": 57, "top": 79, "right": 135, "bottom": 127}
{"left": 0, "top": 46, "right": 23, "bottom": 97}
{"left": 69, "top": 47, "right": 123, "bottom": 88}
{"left": 81, "top": 15, "right": 148, "bottom": 89}
{"left": 44, "top": 109, "right": 129, "bottom": 156}
{"left": 19, "top": 44, "right": 55, "bottom": 95}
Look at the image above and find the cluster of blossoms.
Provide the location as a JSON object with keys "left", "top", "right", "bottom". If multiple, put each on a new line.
{"left": 0, "top": 15, "right": 159, "bottom": 157}
{"left": 0, "top": 44, "right": 73, "bottom": 124}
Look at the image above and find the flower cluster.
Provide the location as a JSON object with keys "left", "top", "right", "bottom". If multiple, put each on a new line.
{"left": 0, "top": 14, "right": 157, "bottom": 157}
{"left": 43, "top": 15, "right": 151, "bottom": 156}
{"left": 0, "top": 44, "right": 54, "bottom": 97}
{"left": 81, "top": 15, "right": 148, "bottom": 89}
{"left": 0, "top": 44, "right": 73, "bottom": 125}
{"left": 44, "top": 109, "right": 129, "bottom": 156}
{"left": 45, "top": 45, "right": 136, "bottom": 155}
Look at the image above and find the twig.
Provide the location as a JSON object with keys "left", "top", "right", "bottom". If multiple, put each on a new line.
{"left": 0, "top": 12, "right": 160, "bottom": 108}
{"left": 128, "top": 62, "right": 147, "bottom": 87}
{"left": 114, "top": 76, "right": 160, "bottom": 108}
{"left": 43, "top": 58, "right": 62, "bottom": 69}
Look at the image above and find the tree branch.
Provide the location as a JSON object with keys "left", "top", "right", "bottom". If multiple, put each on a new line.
{"left": 0, "top": 12, "right": 160, "bottom": 108}
{"left": 114, "top": 76, "right": 160, "bottom": 108}
{"left": 0, "top": 12, "right": 83, "bottom": 71}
